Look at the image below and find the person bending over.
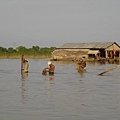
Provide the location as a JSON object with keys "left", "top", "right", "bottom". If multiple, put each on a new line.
{"left": 42, "top": 61, "right": 55, "bottom": 75}
{"left": 47, "top": 61, "right": 55, "bottom": 75}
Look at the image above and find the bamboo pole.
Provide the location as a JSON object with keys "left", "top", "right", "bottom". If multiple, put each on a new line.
{"left": 98, "top": 65, "right": 120, "bottom": 75}
{"left": 21, "top": 55, "right": 25, "bottom": 75}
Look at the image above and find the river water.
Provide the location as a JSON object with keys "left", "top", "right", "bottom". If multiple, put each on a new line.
{"left": 0, "top": 59, "right": 120, "bottom": 120}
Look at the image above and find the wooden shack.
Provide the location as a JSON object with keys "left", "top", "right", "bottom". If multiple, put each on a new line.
{"left": 52, "top": 42, "right": 120, "bottom": 61}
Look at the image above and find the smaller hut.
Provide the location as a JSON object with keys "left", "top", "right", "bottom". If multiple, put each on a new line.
{"left": 87, "top": 50, "right": 100, "bottom": 59}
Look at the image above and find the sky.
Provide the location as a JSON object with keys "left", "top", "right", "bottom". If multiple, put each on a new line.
{"left": 0, "top": 0, "right": 120, "bottom": 48}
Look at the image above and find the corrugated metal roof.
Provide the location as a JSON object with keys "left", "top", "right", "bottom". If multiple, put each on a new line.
{"left": 59, "top": 42, "right": 117, "bottom": 49}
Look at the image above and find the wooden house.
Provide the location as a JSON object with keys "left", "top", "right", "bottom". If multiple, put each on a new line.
{"left": 52, "top": 42, "right": 120, "bottom": 61}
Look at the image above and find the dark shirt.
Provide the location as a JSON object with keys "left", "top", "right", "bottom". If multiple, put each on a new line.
{"left": 49, "top": 72, "right": 54, "bottom": 75}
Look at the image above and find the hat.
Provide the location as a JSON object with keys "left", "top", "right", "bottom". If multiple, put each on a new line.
{"left": 48, "top": 61, "right": 52, "bottom": 65}
{"left": 80, "top": 59, "right": 83, "bottom": 62}
{"left": 25, "top": 60, "right": 28, "bottom": 62}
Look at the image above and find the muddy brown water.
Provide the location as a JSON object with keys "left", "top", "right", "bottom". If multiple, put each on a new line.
{"left": 0, "top": 59, "right": 120, "bottom": 120}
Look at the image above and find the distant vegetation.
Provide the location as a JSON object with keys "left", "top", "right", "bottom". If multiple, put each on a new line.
{"left": 0, "top": 46, "right": 56, "bottom": 58}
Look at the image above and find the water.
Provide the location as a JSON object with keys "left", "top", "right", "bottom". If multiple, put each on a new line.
{"left": 0, "top": 59, "right": 120, "bottom": 120}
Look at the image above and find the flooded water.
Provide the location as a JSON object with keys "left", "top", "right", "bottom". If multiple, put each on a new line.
{"left": 0, "top": 59, "right": 120, "bottom": 120}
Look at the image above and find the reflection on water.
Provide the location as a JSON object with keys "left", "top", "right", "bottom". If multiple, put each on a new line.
{"left": 21, "top": 73, "right": 28, "bottom": 104}
{"left": 21, "top": 72, "right": 28, "bottom": 80}
{"left": 44, "top": 76, "right": 55, "bottom": 99}
{"left": 0, "top": 59, "right": 120, "bottom": 120}
{"left": 45, "top": 75, "right": 54, "bottom": 81}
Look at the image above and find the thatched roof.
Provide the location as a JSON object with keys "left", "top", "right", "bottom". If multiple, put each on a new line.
{"left": 59, "top": 42, "right": 119, "bottom": 49}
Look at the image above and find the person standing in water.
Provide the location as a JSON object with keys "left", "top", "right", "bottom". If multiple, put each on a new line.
{"left": 47, "top": 61, "right": 55, "bottom": 75}
{"left": 23, "top": 60, "right": 29, "bottom": 73}
{"left": 42, "top": 61, "right": 55, "bottom": 75}
{"left": 21, "top": 55, "right": 29, "bottom": 74}
{"left": 75, "top": 57, "right": 86, "bottom": 72}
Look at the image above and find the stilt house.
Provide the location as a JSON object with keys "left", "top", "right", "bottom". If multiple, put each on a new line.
{"left": 52, "top": 42, "right": 120, "bottom": 61}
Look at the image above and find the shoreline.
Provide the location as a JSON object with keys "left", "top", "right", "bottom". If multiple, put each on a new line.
{"left": 0, "top": 55, "right": 52, "bottom": 59}
{"left": 0, "top": 55, "right": 120, "bottom": 64}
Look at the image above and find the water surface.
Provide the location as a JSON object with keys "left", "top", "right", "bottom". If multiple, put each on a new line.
{"left": 0, "top": 59, "right": 120, "bottom": 120}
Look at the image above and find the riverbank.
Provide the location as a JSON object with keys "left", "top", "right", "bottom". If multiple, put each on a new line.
{"left": 0, "top": 55, "right": 52, "bottom": 59}
{"left": 0, "top": 55, "right": 120, "bottom": 64}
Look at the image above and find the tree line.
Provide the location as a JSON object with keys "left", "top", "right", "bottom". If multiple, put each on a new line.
{"left": 0, "top": 46, "right": 56, "bottom": 58}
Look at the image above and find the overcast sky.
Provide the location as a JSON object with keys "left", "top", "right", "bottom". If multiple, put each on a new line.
{"left": 0, "top": 0, "right": 120, "bottom": 48}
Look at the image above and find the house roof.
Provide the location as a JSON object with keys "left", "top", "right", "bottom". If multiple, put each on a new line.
{"left": 59, "top": 42, "right": 119, "bottom": 49}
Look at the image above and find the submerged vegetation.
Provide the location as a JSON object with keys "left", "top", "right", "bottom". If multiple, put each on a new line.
{"left": 0, "top": 46, "right": 56, "bottom": 58}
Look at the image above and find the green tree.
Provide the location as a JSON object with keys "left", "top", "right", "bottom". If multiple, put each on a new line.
{"left": 0, "top": 46, "right": 7, "bottom": 52}
{"left": 32, "top": 46, "right": 40, "bottom": 52}
{"left": 16, "top": 46, "right": 27, "bottom": 54}
{"left": 0, "top": 45, "right": 56, "bottom": 58}
{"left": 8, "top": 47, "right": 16, "bottom": 53}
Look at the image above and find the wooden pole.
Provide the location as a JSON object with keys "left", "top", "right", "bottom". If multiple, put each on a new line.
{"left": 98, "top": 65, "right": 120, "bottom": 76}
{"left": 21, "top": 55, "right": 25, "bottom": 75}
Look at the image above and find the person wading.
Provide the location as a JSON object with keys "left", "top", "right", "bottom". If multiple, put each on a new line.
{"left": 21, "top": 55, "right": 29, "bottom": 74}
{"left": 76, "top": 58, "right": 86, "bottom": 72}
{"left": 23, "top": 60, "right": 29, "bottom": 73}
{"left": 42, "top": 61, "right": 55, "bottom": 75}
